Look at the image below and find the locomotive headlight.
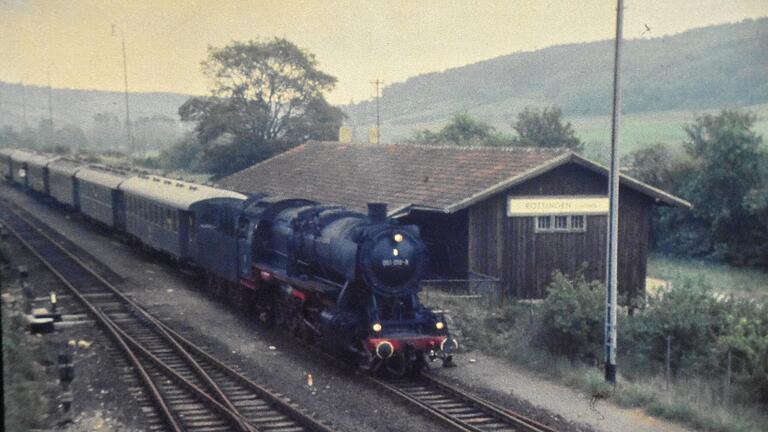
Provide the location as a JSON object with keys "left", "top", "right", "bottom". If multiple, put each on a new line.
{"left": 393, "top": 233, "right": 403, "bottom": 243}
{"left": 392, "top": 248, "right": 399, "bottom": 256}
{"left": 435, "top": 321, "right": 445, "bottom": 330}
{"left": 372, "top": 323, "right": 382, "bottom": 332}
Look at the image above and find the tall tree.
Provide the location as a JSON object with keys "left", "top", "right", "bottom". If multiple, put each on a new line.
{"left": 511, "top": 106, "right": 582, "bottom": 151}
{"left": 648, "top": 110, "right": 768, "bottom": 267}
{"left": 178, "top": 38, "right": 344, "bottom": 176}
{"left": 682, "top": 110, "right": 767, "bottom": 266}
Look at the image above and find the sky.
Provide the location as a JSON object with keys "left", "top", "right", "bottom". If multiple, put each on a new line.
{"left": 1, "top": 0, "right": 766, "bottom": 105}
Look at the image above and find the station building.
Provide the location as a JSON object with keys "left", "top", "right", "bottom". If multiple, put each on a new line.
{"left": 219, "top": 141, "right": 690, "bottom": 300}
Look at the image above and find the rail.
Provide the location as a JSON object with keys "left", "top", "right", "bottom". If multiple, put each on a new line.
{"left": 0, "top": 198, "right": 334, "bottom": 432}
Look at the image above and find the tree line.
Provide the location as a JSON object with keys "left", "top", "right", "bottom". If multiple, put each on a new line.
{"left": 409, "top": 106, "right": 582, "bottom": 151}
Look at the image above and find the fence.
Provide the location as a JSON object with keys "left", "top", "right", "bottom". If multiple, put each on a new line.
{"left": 419, "top": 272, "right": 503, "bottom": 308}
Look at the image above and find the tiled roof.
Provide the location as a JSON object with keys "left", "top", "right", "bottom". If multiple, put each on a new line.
{"left": 219, "top": 141, "right": 690, "bottom": 214}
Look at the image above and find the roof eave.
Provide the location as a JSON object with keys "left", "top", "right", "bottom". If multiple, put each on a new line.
{"left": 569, "top": 154, "right": 692, "bottom": 209}
{"left": 442, "top": 152, "right": 691, "bottom": 213}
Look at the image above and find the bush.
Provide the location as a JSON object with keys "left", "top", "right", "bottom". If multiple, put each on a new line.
{"left": 2, "top": 305, "right": 50, "bottom": 431}
{"left": 621, "top": 278, "right": 728, "bottom": 375}
{"left": 716, "top": 299, "right": 768, "bottom": 404}
{"left": 537, "top": 271, "right": 604, "bottom": 361}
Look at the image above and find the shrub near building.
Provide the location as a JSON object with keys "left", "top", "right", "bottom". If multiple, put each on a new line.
{"left": 532, "top": 273, "right": 768, "bottom": 406}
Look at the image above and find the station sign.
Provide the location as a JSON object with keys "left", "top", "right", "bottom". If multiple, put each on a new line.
{"left": 507, "top": 196, "right": 609, "bottom": 216}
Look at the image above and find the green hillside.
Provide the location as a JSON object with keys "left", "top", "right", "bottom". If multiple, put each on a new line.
{"left": 576, "top": 103, "right": 768, "bottom": 160}
{"left": 343, "top": 18, "right": 768, "bottom": 150}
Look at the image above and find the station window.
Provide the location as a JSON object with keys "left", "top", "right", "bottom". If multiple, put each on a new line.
{"left": 537, "top": 216, "right": 551, "bottom": 230}
{"left": 554, "top": 216, "right": 569, "bottom": 230}
{"left": 571, "top": 215, "right": 585, "bottom": 230}
{"left": 535, "top": 215, "right": 587, "bottom": 233}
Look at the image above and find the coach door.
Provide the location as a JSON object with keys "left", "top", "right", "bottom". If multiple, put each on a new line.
{"left": 181, "top": 210, "right": 194, "bottom": 260}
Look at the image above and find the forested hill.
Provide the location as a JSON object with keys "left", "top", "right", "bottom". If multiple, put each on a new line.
{"left": 0, "top": 82, "right": 190, "bottom": 129}
{"left": 343, "top": 18, "right": 768, "bottom": 140}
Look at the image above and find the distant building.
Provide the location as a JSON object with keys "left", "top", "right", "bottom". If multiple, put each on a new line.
{"left": 219, "top": 141, "right": 690, "bottom": 300}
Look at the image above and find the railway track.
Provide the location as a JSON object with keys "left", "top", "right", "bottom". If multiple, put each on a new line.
{"left": 371, "top": 373, "right": 557, "bottom": 432}
{"left": 0, "top": 199, "right": 333, "bottom": 432}
{"left": 1, "top": 194, "right": 559, "bottom": 432}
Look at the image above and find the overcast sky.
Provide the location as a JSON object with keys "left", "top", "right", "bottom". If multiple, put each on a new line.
{"left": 1, "top": 0, "right": 765, "bottom": 104}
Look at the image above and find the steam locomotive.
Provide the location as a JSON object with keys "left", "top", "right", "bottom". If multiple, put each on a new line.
{"left": 1, "top": 148, "right": 457, "bottom": 374}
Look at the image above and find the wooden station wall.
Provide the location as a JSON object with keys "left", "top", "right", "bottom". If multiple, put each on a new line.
{"left": 467, "top": 163, "right": 652, "bottom": 300}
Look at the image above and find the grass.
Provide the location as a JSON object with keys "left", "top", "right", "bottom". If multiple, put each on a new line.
{"left": 427, "top": 292, "right": 768, "bottom": 432}
{"left": 2, "top": 302, "right": 53, "bottom": 431}
{"left": 648, "top": 253, "right": 768, "bottom": 300}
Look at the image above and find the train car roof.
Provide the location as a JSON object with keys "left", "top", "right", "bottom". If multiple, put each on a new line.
{"left": 75, "top": 165, "right": 135, "bottom": 189}
{"left": 119, "top": 175, "right": 247, "bottom": 211}
{"left": 48, "top": 157, "right": 87, "bottom": 176}
{"left": 10, "top": 149, "right": 58, "bottom": 166}
{"left": 0, "top": 148, "right": 19, "bottom": 157}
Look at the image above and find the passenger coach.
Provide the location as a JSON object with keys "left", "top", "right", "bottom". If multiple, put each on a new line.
{"left": 120, "top": 175, "right": 246, "bottom": 261}
{"left": 17, "top": 152, "right": 59, "bottom": 194}
{"left": 75, "top": 165, "right": 132, "bottom": 229}
{"left": 0, "top": 148, "right": 22, "bottom": 181}
{"left": 47, "top": 158, "right": 86, "bottom": 209}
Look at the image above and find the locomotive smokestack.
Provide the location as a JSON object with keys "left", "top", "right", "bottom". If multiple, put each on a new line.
{"left": 367, "top": 203, "right": 387, "bottom": 222}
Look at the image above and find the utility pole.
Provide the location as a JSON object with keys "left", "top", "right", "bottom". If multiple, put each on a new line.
{"left": 371, "top": 79, "right": 383, "bottom": 144}
{"left": 112, "top": 24, "right": 134, "bottom": 152}
{"left": 21, "top": 82, "right": 28, "bottom": 128}
{"left": 605, "top": 0, "right": 624, "bottom": 385}
{"left": 47, "top": 67, "right": 54, "bottom": 128}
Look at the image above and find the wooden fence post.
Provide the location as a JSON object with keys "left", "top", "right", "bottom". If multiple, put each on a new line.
{"left": 665, "top": 335, "right": 672, "bottom": 392}
{"left": 725, "top": 349, "right": 732, "bottom": 405}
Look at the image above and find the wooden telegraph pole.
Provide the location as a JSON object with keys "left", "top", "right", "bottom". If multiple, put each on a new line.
{"left": 605, "top": 0, "right": 624, "bottom": 384}
{"left": 371, "top": 79, "right": 383, "bottom": 144}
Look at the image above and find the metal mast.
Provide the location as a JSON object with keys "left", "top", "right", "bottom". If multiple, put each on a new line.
{"left": 605, "top": 0, "right": 624, "bottom": 384}
{"left": 112, "top": 24, "right": 134, "bottom": 151}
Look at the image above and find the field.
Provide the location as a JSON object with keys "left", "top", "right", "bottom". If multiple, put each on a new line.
{"left": 647, "top": 253, "right": 768, "bottom": 300}
{"left": 370, "top": 102, "right": 768, "bottom": 160}
{"left": 574, "top": 103, "right": 768, "bottom": 160}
